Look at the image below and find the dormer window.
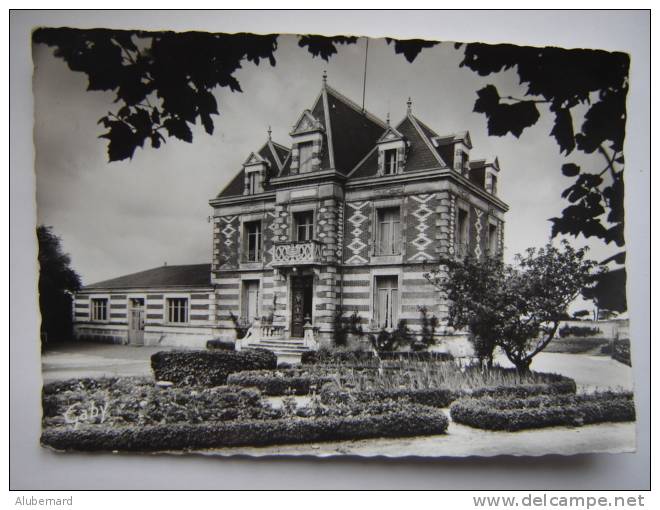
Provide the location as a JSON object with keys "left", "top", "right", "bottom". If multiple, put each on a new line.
{"left": 247, "top": 171, "right": 260, "bottom": 194}
{"left": 298, "top": 142, "right": 314, "bottom": 174}
{"left": 384, "top": 149, "right": 398, "bottom": 175}
{"left": 242, "top": 152, "right": 267, "bottom": 195}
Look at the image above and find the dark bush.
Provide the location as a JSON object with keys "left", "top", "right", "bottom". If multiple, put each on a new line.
{"left": 321, "top": 387, "right": 455, "bottom": 408}
{"left": 468, "top": 376, "right": 577, "bottom": 399}
{"left": 227, "top": 372, "right": 334, "bottom": 396}
{"left": 558, "top": 325, "right": 602, "bottom": 338}
{"left": 150, "top": 349, "right": 277, "bottom": 386}
{"left": 41, "top": 405, "right": 449, "bottom": 452}
{"left": 450, "top": 392, "right": 635, "bottom": 431}
{"left": 206, "top": 339, "right": 235, "bottom": 351}
{"left": 602, "top": 338, "right": 632, "bottom": 366}
{"left": 301, "top": 349, "right": 375, "bottom": 365}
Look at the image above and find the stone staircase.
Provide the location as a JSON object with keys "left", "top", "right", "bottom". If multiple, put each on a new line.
{"left": 248, "top": 337, "right": 311, "bottom": 356}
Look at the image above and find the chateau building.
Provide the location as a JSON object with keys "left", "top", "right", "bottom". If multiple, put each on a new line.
{"left": 73, "top": 77, "right": 508, "bottom": 352}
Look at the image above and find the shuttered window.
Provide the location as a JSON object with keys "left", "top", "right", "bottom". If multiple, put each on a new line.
{"left": 377, "top": 207, "right": 401, "bottom": 255}
{"left": 375, "top": 276, "right": 399, "bottom": 329}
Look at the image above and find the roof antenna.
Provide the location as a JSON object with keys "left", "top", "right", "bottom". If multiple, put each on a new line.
{"left": 267, "top": 125, "right": 272, "bottom": 141}
{"left": 361, "top": 37, "right": 369, "bottom": 113}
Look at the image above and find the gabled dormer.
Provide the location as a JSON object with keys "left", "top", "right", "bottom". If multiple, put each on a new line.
{"left": 432, "top": 131, "right": 472, "bottom": 176}
{"left": 243, "top": 151, "right": 269, "bottom": 195}
{"left": 376, "top": 123, "right": 408, "bottom": 176}
{"left": 289, "top": 109, "right": 324, "bottom": 175}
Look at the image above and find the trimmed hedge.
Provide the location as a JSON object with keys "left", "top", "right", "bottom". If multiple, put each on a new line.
{"left": 301, "top": 350, "right": 453, "bottom": 365}
{"left": 151, "top": 349, "right": 277, "bottom": 386}
{"left": 206, "top": 339, "right": 235, "bottom": 351}
{"left": 468, "top": 376, "right": 577, "bottom": 399}
{"left": 41, "top": 405, "right": 449, "bottom": 452}
{"left": 450, "top": 392, "right": 635, "bottom": 431}
{"left": 227, "top": 372, "right": 334, "bottom": 396}
{"left": 378, "top": 351, "right": 454, "bottom": 362}
{"left": 321, "top": 387, "right": 455, "bottom": 408}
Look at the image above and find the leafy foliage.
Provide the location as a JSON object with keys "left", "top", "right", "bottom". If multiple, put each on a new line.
{"left": 37, "top": 226, "right": 81, "bottom": 346}
{"left": 413, "top": 306, "right": 439, "bottom": 351}
{"left": 368, "top": 319, "right": 412, "bottom": 352}
{"left": 458, "top": 42, "right": 629, "bottom": 262}
{"left": 385, "top": 37, "right": 438, "bottom": 63}
{"left": 332, "top": 305, "right": 365, "bottom": 347}
{"left": 298, "top": 35, "right": 358, "bottom": 60}
{"left": 425, "top": 241, "right": 601, "bottom": 372}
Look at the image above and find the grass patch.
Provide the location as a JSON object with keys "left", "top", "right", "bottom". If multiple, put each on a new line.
{"left": 544, "top": 337, "right": 609, "bottom": 354}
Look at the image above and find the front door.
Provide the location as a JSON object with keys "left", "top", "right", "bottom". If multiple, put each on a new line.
{"left": 291, "top": 275, "right": 313, "bottom": 337}
{"left": 128, "top": 298, "right": 145, "bottom": 345}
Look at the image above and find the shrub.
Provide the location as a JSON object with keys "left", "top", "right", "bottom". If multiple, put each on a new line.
{"left": 377, "top": 351, "right": 453, "bottom": 362}
{"left": 413, "top": 306, "right": 439, "bottom": 351}
{"left": 450, "top": 392, "right": 635, "bottom": 431}
{"left": 301, "top": 348, "right": 375, "bottom": 365}
{"left": 227, "top": 372, "right": 334, "bottom": 396}
{"left": 368, "top": 319, "right": 413, "bottom": 352}
{"left": 228, "top": 311, "right": 250, "bottom": 340}
{"left": 41, "top": 404, "right": 449, "bottom": 452}
{"left": 150, "top": 349, "right": 277, "bottom": 386}
{"left": 468, "top": 377, "right": 576, "bottom": 399}
{"left": 320, "top": 386, "right": 455, "bottom": 408}
{"left": 601, "top": 338, "right": 632, "bottom": 366}
{"left": 206, "top": 339, "right": 235, "bottom": 351}
{"left": 559, "top": 325, "right": 602, "bottom": 338}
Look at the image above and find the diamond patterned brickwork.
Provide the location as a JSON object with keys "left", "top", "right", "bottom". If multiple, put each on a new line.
{"left": 434, "top": 191, "right": 451, "bottom": 258}
{"left": 469, "top": 204, "right": 488, "bottom": 258}
{"left": 217, "top": 216, "right": 239, "bottom": 269}
{"left": 317, "top": 199, "right": 340, "bottom": 265}
{"left": 344, "top": 201, "right": 372, "bottom": 265}
{"left": 263, "top": 211, "right": 277, "bottom": 266}
{"left": 405, "top": 193, "right": 438, "bottom": 263}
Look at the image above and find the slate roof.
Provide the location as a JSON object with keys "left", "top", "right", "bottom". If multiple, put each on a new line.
{"left": 84, "top": 264, "right": 212, "bottom": 290}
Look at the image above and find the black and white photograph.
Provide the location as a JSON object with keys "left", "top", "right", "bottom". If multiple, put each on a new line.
{"left": 19, "top": 10, "right": 648, "bottom": 471}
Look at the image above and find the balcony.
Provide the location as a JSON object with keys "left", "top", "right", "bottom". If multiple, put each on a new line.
{"left": 272, "top": 240, "right": 323, "bottom": 267}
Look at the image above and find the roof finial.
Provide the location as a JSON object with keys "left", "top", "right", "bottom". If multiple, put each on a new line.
{"left": 267, "top": 125, "right": 272, "bottom": 141}
{"left": 386, "top": 112, "right": 390, "bottom": 126}
{"left": 322, "top": 70, "right": 327, "bottom": 87}
{"left": 407, "top": 97, "right": 413, "bottom": 115}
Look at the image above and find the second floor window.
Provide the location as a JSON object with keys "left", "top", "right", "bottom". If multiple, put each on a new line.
{"left": 167, "top": 298, "right": 188, "bottom": 323}
{"left": 298, "top": 142, "right": 314, "bottom": 173}
{"left": 247, "top": 172, "right": 259, "bottom": 194}
{"left": 376, "top": 207, "right": 401, "bottom": 255}
{"left": 294, "top": 211, "right": 314, "bottom": 241}
{"left": 245, "top": 221, "right": 262, "bottom": 262}
{"left": 91, "top": 298, "right": 107, "bottom": 321}
{"left": 384, "top": 149, "right": 398, "bottom": 175}
{"left": 488, "top": 222, "right": 498, "bottom": 255}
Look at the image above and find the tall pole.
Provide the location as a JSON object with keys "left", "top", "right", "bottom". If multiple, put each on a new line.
{"left": 361, "top": 37, "right": 369, "bottom": 113}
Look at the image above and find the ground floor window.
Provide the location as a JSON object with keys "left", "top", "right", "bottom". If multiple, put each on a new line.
{"left": 167, "top": 297, "right": 188, "bottom": 323}
{"left": 91, "top": 298, "right": 108, "bottom": 321}
{"left": 242, "top": 280, "right": 260, "bottom": 322}
{"left": 374, "top": 275, "right": 399, "bottom": 329}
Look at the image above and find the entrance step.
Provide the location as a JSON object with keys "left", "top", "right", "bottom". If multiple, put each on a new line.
{"left": 248, "top": 337, "right": 312, "bottom": 356}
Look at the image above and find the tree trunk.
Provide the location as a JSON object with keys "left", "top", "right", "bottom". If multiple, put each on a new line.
{"left": 514, "top": 357, "right": 532, "bottom": 374}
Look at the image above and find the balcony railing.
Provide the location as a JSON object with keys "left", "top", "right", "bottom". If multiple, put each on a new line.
{"left": 272, "top": 240, "right": 323, "bottom": 266}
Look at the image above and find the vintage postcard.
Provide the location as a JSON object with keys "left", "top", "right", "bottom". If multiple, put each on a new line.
{"left": 33, "top": 27, "right": 636, "bottom": 458}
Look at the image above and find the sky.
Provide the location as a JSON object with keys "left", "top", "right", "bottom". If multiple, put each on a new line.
{"left": 33, "top": 32, "right": 619, "bottom": 287}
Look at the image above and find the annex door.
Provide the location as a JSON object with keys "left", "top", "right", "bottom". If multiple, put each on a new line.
{"left": 128, "top": 298, "right": 145, "bottom": 346}
{"left": 290, "top": 275, "right": 313, "bottom": 338}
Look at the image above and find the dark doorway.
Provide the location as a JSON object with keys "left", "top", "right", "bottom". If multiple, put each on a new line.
{"left": 290, "top": 275, "right": 313, "bottom": 337}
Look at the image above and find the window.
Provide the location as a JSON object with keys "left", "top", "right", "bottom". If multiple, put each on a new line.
{"left": 167, "top": 298, "right": 188, "bottom": 323}
{"left": 247, "top": 171, "right": 259, "bottom": 194}
{"left": 242, "top": 280, "right": 260, "bottom": 322}
{"left": 488, "top": 223, "right": 498, "bottom": 255}
{"left": 298, "top": 142, "right": 314, "bottom": 173}
{"left": 244, "top": 221, "right": 262, "bottom": 262}
{"left": 376, "top": 207, "right": 401, "bottom": 255}
{"left": 91, "top": 298, "right": 108, "bottom": 321}
{"left": 460, "top": 151, "right": 469, "bottom": 176}
{"left": 383, "top": 149, "right": 398, "bottom": 175}
{"left": 490, "top": 175, "right": 498, "bottom": 195}
{"left": 375, "top": 276, "right": 399, "bottom": 329}
{"left": 293, "top": 211, "right": 314, "bottom": 242}
{"left": 456, "top": 208, "right": 469, "bottom": 258}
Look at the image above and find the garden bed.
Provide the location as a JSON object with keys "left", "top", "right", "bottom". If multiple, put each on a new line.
{"left": 543, "top": 337, "right": 609, "bottom": 354}
{"left": 450, "top": 392, "right": 635, "bottom": 431}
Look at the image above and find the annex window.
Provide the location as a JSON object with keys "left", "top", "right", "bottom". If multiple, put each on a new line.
{"left": 375, "top": 276, "right": 399, "bottom": 329}
{"left": 456, "top": 207, "right": 469, "bottom": 258}
{"left": 383, "top": 149, "right": 398, "bottom": 175}
{"left": 242, "top": 280, "right": 260, "bottom": 323}
{"left": 376, "top": 207, "right": 401, "bottom": 255}
{"left": 244, "top": 220, "right": 262, "bottom": 262}
{"left": 298, "top": 142, "right": 314, "bottom": 174}
{"left": 90, "top": 298, "right": 108, "bottom": 321}
{"left": 293, "top": 211, "right": 314, "bottom": 242}
{"left": 488, "top": 222, "right": 498, "bottom": 255}
{"left": 167, "top": 298, "right": 188, "bottom": 323}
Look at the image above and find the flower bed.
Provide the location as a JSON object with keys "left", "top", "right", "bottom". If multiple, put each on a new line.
{"left": 226, "top": 371, "right": 335, "bottom": 396}
{"left": 450, "top": 392, "right": 635, "bottom": 431}
{"left": 150, "top": 348, "right": 277, "bottom": 386}
{"left": 320, "top": 386, "right": 455, "bottom": 408}
{"left": 42, "top": 377, "right": 274, "bottom": 427}
{"left": 467, "top": 377, "right": 576, "bottom": 399}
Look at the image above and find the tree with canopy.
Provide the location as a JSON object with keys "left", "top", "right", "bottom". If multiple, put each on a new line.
{"left": 425, "top": 241, "right": 601, "bottom": 373}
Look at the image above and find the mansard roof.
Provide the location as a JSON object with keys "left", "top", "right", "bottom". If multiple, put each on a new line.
{"left": 84, "top": 264, "right": 212, "bottom": 290}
